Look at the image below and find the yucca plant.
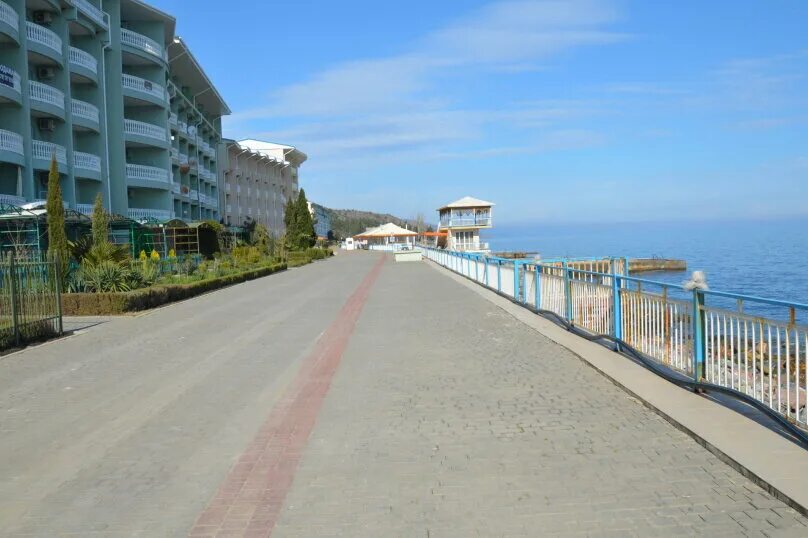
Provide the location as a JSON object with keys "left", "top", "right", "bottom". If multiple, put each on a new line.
{"left": 82, "top": 261, "right": 132, "bottom": 293}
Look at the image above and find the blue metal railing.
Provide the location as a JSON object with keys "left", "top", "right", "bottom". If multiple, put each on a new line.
{"left": 423, "top": 246, "right": 808, "bottom": 442}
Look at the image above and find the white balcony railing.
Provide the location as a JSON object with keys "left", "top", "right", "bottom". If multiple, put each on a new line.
{"left": 32, "top": 140, "right": 67, "bottom": 164}
{"left": 0, "top": 194, "right": 26, "bottom": 206}
{"left": 171, "top": 182, "right": 181, "bottom": 195}
{"left": 126, "top": 163, "right": 170, "bottom": 184}
{"left": 0, "top": 1, "right": 19, "bottom": 33}
{"left": 75, "top": 203, "right": 94, "bottom": 215}
{"left": 187, "top": 125, "right": 197, "bottom": 138}
{"left": 71, "top": 98, "right": 99, "bottom": 124}
{"left": 170, "top": 147, "right": 178, "bottom": 159}
{"left": 68, "top": 46, "right": 98, "bottom": 75}
{"left": 0, "top": 129, "right": 23, "bottom": 155}
{"left": 190, "top": 189, "right": 198, "bottom": 200}
{"left": 169, "top": 112, "right": 177, "bottom": 126}
{"left": 122, "top": 73, "right": 166, "bottom": 102}
{"left": 26, "top": 22, "right": 62, "bottom": 56}
{"left": 73, "top": 151, "right": 101, "bottom": 172}
{"left": 177, "top": 120, "right": 187, "bottom": 134}
{"left": 73, "top": 0, "right": 108, "bottom": 28}
{"left": 120, "top": 28, "right": 163, "bottom": 60}
{"left": 179, "top": 153, "right": 188, "bottom": 165}
{"left": 128, "top": 208, "right": 172, "bottom": 221}
{"left": 29, "top": 80, "right": 65, "bottom": 111}
{"left": 123, "top": 118, "right": 167, "bottom": 143}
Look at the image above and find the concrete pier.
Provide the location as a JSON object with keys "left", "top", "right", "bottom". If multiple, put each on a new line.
{"left": 0, "top": 252, "right": 804, "bottom": 536}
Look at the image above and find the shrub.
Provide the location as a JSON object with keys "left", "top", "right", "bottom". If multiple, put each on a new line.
{"left": 287, "top": 251, "right": 311, "bottom": 268}
{"left": 62, "top": 262, "right": 288, "bottom": 315}
{"left": 83, "top": 242, "right": 129, "bottom": 267}
{"left": 82, "top": 261, "right": 132, "bottom": 293}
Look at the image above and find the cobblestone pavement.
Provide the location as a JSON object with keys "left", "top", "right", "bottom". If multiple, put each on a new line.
{"left": 0, "top": 252, "right": 381, "bottom": 537}
{"left": 2, "top": 252, "right": 807, "bottom": 537}
{"left": 271, "top": 259, "right": 808, "bottom": 537}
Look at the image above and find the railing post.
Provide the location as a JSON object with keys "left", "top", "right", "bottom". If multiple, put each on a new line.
{"left": 611, "top": 258, "right": 622, "bottom": 346}
{"left": 513, "top": 261, "right": 521, "bottom": 301}
{"left": 497, "top": 260, "right": 502, "bottom": 292}
{"left": 534, "top": 263, "right": 541, "bottom": 310}
{"left": 475, "top": 254, "right": 479, "bottom": 282}
{"left": 563, "top": 260, "right": 573, "bottom": 322}
{"left": 9, "top": 255, "right": 20, "bottom": 346}
{"left": 692, "top": 290, "right": 706, "bottom": 384}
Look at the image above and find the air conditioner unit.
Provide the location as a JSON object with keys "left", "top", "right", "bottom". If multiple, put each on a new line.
{"left": 33, "top": 11, "right": 53, "bottom": 24}
{"left": 37, "top": 67, "right": 56, "bottom": 80}
{"left": 37, "top": 118, "right": 56, "bottom": 132}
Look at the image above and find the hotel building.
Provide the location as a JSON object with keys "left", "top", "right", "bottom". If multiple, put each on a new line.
{"left": 220, "top": 139, "right": 306, "bottom": 235}
{"left": 0, "top": 0, "right": 228, "bottom": 222}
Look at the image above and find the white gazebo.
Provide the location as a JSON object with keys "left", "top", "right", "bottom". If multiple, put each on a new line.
{"left": 354, "top": 222, "right": 418, "bottom": 251}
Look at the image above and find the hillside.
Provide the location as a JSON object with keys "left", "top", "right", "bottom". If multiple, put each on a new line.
{"left": 323, "top": 208, "right": 427, "bottom": 239}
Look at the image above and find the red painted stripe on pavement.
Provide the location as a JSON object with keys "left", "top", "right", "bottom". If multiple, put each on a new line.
{"left": 188, "top": 255, "right": 386, "bottom": 537}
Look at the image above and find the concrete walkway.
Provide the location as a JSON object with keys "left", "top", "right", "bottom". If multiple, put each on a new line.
{"left": 1, "top": 252, "right": 806, "bottom": 536}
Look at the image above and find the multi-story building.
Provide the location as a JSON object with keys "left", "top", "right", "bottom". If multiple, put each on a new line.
{"left": 220, "top": 139, "right": 306, "bottom": 235}
{"left": 437, "top": 196, "right": 494, "bottom": 252}
{"left": 0, "top": 0, "right": 228, "bottom": 222}
{"left": 307, "top": 201, "right": 330, "bottom": 240}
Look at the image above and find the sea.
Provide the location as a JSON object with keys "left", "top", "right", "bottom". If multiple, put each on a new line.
{"left": 485, "top": 218, "right": 808, "bottom": 320}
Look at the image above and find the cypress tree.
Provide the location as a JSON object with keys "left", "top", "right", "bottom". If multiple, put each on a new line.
{"left": 46, "top": 156, "right": 69, "bottom": 278}
{"left": 295, "top": 188, "right": 316, "bottom": 249}
{"left": 283, "top": 194, "right": 299, "bottom": 250}
{"left": 91, "top": 192, "right": 109, "bottom": 246}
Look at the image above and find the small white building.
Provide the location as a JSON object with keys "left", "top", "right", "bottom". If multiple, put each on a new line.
{"left": 354, "top": 223, "right": 418, "bottom": 251}
{"left": 437, "top": 196, "right": 494, "bottom": 252}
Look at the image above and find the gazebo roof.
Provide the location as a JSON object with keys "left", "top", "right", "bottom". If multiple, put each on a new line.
{"left": 355, "top": 222, "right": 417, "bottom": 238}
{"left": 437, "top": 196, "right": 495, "bottom": 211}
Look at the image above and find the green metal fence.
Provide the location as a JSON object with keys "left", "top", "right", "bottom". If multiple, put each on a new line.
{"left": 0, "top": 255, "right": 63, "bottom": 350}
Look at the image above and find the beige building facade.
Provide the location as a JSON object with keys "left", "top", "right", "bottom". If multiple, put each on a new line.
{"left": 219, "top": 139, "right": 306, "bottom": 234}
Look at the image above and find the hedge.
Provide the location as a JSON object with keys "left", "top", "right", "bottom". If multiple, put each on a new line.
{"left": 287, "top": 248, "right": 332, "bottom": 268}
{"left": 62, "top": 263, "right": 287, "bottom": 315}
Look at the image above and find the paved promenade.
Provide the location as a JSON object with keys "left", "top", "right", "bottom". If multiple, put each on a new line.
{"left": 1, "top": 252, "right": 806, "bottom": 536}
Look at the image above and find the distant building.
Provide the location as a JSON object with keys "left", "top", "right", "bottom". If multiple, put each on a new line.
{"left": 437, "top": 196, "right": 493, "bottom": 252}
{"left": 354, "top": 222, "right": 417, "bottom": 251}
{"left": 307, "top": 202, "right": 330, "bottom": 240}
{"left": 219, "top": 139, "right": 306, "bottom": 235}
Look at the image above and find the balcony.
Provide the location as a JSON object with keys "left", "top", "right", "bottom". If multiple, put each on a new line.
{"left": 73, "top": 151, "right": 101, "bottom": 180}
{"left": 0, "top": 129, "right": 23, "bottom": 166}
{"left": 75, "top": 203, "right": 94, "bottom": 215}
{"left": 177, "top": 120, "right": 187, "bottom": 135}
{"left": 120, "top": 28, "right": 164, "bottom": 63}
{"left": 26, "top": 22, "right": 62, "bottom": 64}
{"left": 187, "top": 125, "right": 197, "bottom": 138}
{"left": 32, "top": 140, "right": 67, "bottom": 170}
{"left": 123, "top": 118, "right": 167, "bottom": 147}
{"left": 122, "top": 73, "right": 167, "bottom": 106}
{"left": 169, "top": 112, "right": 177, "bottom": 126}
{"left": 190, "top": 189, "right": 198, "bottom": 200}
{"left": 179, "top": 152, "right": 188, "bottom": 165}
{"left": 68, "top": 47, "right": 98, "bottom": 83}
{"left": 127, "top": 208, "right": 172, "bottom": 222}
{"left": 171, "top": 182, "right": 181, "bottom": 195}
{"left": 0, "top": 65, "right": 21, "bottom": 105}
{"left": 126, "top": 163, "right": 170, "bottom": 187}
{"left": 170, "top": 147, "right": 178, "bottom": 160}
{"left": 71, "top": 98, "right": 100, "bottom": 130}
{"left": 0, "top": 1, "right": 19, "bottom": 43}
{"left": 29, "top": 80, "right": 65, "bottom": 118}
{"left": 73, "top": 0, "right": 108, "bottom": 29}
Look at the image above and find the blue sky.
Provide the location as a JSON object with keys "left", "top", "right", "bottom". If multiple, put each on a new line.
{"left": 151, "top": 0, "right": 808, "bottom": 224}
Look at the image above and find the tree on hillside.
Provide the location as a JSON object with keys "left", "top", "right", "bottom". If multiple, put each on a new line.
{"left": 283, "top": 194, "right": 299, "bottom": 250}
{"left": 295, "top": 188, "right": 316, "bottom": 249}
{"left": 91, "top": 192, "right": 109, "bottom": 246}
{"left": 46, "top": 156, "right": 69, "bottom": 279}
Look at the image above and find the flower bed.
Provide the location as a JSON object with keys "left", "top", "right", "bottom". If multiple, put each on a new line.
{"left": 62, "top": 262, "right": 286, "bottom": 315}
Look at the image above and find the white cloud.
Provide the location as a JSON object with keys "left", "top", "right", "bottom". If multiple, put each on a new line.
{"left": 225, "top": 0, "right": 626, "bottom": 169}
